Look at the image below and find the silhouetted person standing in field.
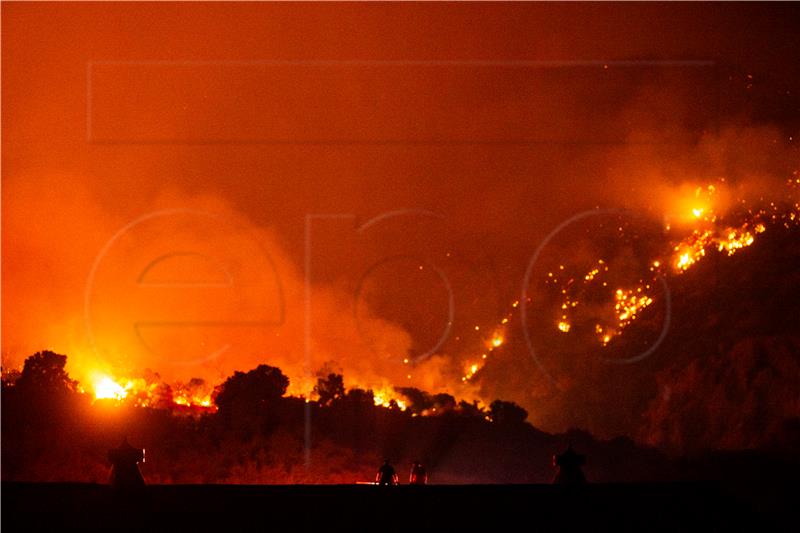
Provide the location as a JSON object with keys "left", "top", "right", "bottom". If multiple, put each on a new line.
{"left": 376, "top": 459, "right": 398, "bottom": 485}
{"left": 108, "top": 438, "right": 146, "bottom": 489}
{"left": 552, "top": 444, "right": 587, "bottom": 485}
{"left": 409, "top": 462, "right": 427, "bottom": 485}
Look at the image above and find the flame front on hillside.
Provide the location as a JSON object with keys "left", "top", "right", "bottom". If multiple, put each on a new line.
{"left": 541, "top": 178, "right": 800, "bottom": 350}
{"left": 34, "top": 176, "right": 800, "bottom": 415}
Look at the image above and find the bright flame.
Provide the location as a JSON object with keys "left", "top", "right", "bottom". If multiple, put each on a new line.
{"left": 372, "top": 387, "right": 407, "bottom": 411}
{"left": 373, "top": 391, "right": 390, "bottom": 408}
{"left": 92, "top": 375, "right": 128, "bottom": 401}
{"left": 173, "top": 391, "right": 213, "bottom": 408}
{"left": 84, "top": 370, "right": 216, "bottom": 411}
{"left": 717, "top": 228, "right": 755, "bottom": 256}
{"left": 676, "top": 252, "right": 695, "bottom": 271}
{"left": 672, "top": 230, "right": 711, "bottom": 272}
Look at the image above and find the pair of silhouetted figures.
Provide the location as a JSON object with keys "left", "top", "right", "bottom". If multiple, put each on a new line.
{"left": 375, "top": 459, "right": 428, "bottom": 485}
{"left": 375, "top": 446, "right": 585, "bottom": 486}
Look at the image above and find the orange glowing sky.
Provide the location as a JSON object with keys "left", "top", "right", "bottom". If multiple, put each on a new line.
{"left": 3, "top": 3, "right": 799, "bottom": 433}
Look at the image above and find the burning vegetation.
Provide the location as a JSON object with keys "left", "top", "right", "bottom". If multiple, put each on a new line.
{"left": 86, "top": 372, "right": 215, "bottom": 412}
{"left": 6, "top": 176, "right": 797, "bottom": 425}
{"left": 2, "top": 349, "right": 569, "bottom": 484}
{"left": 453, "top": 175, "right": 800, "bottom": 394}
{"left": 529, "top": 177, "right": 800, "bottom": 350}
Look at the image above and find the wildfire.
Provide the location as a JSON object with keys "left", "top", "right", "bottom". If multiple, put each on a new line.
{"left": 660, "top": 182, "right": 795, "bottom": 274}
{"left": 533, "top": 178, "right": 800, "bottom": 349}
{"left": 85, "top": 368, "right": 413, "bottom": 415}
{"left": 173, "top": 395, "right": 212, "bottom": 407}
{"left": 86, "top": 371, "right": 216, "bottom": 411}
{"left": 675, "top": 251, "right": 696, "bottom": 271}
{"left": 462, "top": 319, "right": 514, "bottom": 382}
{"left": 74, "top": 176, "right": 800, "bottom": 410}
{"left": 671, "top": 229, "right": 711, "bottom": 272}
{"left": 92, "top": 374, "right": 128, "bottom": 401}
{"left": 171, "top": 386, "right": 214, "bottom": 408}
{"left": 547, "top": 257, "right": 654, "bottom": 346}
{"left": 717, "top": 227, "right": 757, "bottom": 255}
{"left": 613, "top": 288, "right": 653, "bottom": 328}
{"left": 373, "top": 387, "right": 407, "bottom": 410}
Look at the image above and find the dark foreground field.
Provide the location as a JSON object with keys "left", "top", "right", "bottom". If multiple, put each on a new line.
{"left": 3, "top": 482, "right": 796, "bottom": 532}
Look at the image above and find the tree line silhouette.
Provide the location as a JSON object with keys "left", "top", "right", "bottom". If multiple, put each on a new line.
{"left": 0, "top": 350, "right": 731, "bottom": 484}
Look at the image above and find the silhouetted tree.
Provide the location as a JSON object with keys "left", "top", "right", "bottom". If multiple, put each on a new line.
{"left": 397, "top": 387, "right": 432, "bottom": 414}
{"left": 344, "top": 387, "right": 374, "bottom": 405}
{"left": 432, "top": 393, "right": 457, "bottom": 411}
{"left": 214, "top": 364, "right": 289, "bottom": 421}
{"left": 314, "top": 373, "right": 345, "bottom": 406}
{"left": 458, "top": 400, "right": 484, "bottom": 418}
{"left": 0, "top": 351, "right": 689, "bottom": 485}
{"left": 489, "top": 400, "right": 528, "bottom": 425}
{"left": 14, "top": 351, "right": 77, "bottom": 394}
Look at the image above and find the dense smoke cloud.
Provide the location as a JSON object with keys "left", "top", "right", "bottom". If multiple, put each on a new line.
{"left": 4, "top": 182, "right": 424, "bottom": 394}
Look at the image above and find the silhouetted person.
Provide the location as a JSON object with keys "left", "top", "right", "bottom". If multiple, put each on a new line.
{"left": 409, "top": 462, "right": 427, "bottom": 485}
{"left": 552, "top": 444, "right": 587, "bottom": 485}
{"left": 376, "top": 459, "right": 398, "bottom": 485}
{"left": 108, "top": 438, "right": 146, "bottom": 489}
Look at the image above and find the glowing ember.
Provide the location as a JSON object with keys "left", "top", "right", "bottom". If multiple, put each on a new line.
{"left": 613, "top": 288, "right": 653, "bottom": 328}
